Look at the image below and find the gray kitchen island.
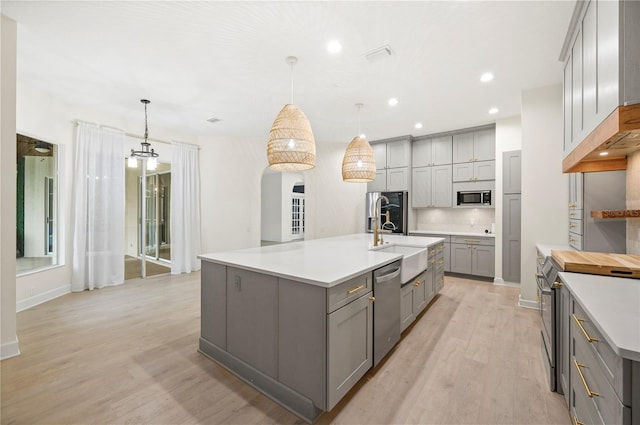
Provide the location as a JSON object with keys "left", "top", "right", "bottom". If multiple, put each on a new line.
{"left": 198, "top": 233, "right": 444, "bottom": 423}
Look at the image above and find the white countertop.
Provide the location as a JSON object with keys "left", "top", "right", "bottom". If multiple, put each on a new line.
{"left": 410, "top": 230, "right": 496, "bottom": 238}
{"left": 199, "top": 233, "right": 445, "bottom": 288}
{"left": 536, "top": 244, "right": 574, "bottom": 258}
{"left": 559, "top": 272, "right": 640, "bottom": 361}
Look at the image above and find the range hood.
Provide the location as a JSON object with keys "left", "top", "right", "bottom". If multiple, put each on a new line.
{"left": 562, "top": 104, "right": 640, "bottom": 173}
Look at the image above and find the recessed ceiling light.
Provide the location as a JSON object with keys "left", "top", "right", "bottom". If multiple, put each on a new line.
{"left": 360, "top": 133, "right": 366, "bottom": 139}
{"left": 488, "top": 107, "right": 499, "bottom": 114}
{"left": 599, "top": 151, "right": 609, "bottom": 156}
{"left": 388, "top": 98, "right": 398, "bottom": 106}
{"left": 480, "top": 72, "right": 494, "bottom": 82}
{"left": 415, "top": 123, "right": 423, "bottom": 129}
{"left": 327, "top": 40, "right": 342, "bottom": 54}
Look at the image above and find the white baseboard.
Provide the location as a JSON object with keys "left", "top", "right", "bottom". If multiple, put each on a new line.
{"left": 1, "top": 338, "right": 20, "bottom": 360}
{"left": 494, "top": 278, "right": 521, "bottom": 288}
{"left": 17, "top": 284, "right": 71, "bottom": 312}
{"left": 518, "top": 294, "right": 540, "bottom": 310}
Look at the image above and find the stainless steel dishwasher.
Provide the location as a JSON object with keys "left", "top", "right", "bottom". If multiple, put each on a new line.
{"left": 373, "top": 260, "right": 402, "bottom": 366}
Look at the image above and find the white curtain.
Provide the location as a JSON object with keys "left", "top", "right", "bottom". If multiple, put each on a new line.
{"left": 71, "top": 123, "right": 125, "bottom": 291}
{"left": 170, "top": 141, "right": 201, "bottom": 274}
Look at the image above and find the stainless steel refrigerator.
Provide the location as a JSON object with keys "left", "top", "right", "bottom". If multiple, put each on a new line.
{"left": 365, "top": 191, "right": 408, "bottom": 235}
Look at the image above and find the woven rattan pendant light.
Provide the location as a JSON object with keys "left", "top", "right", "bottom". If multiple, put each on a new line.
{"left": 267, "top": 56, "right": 316, "bottom": 171}
{"left": 342, "top": 103, "right": 376, "bottom": 182}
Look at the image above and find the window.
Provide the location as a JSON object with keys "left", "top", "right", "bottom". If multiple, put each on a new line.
{"left": 291, "top": 184, "right": 305, "bottom": 240}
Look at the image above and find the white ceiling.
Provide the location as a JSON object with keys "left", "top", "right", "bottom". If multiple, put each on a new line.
{"left": 2, "top": 1, "right": 575, "bottom": 144}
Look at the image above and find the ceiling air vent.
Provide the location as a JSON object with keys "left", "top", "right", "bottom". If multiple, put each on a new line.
{"left": 207, "top": 117, "right": 221, "bottom": 124}
{"left": 364, "top": 44, "right": 394, "bottom": 62}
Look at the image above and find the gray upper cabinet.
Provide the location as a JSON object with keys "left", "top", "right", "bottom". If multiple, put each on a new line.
{"left": 452, "top": 129, "right": 495, "bottom": 164}
{"left": 561, "top": 0, "right": 640, "bottom": 156}
{"left": 368, "top": 137, "right": 411, "bottom": 192}
{"left": 412, "top": 165, "right": 452, "bottom": 208}
{"left": 412, "top": 135, "right": 452, "bottom": 167}
{"left": 502, "top": 151, "right": 521, "bottom": 194}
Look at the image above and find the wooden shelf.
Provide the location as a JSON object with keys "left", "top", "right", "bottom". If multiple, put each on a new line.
{"left": 591, "top": 209, "right": 640, "bottom": 219}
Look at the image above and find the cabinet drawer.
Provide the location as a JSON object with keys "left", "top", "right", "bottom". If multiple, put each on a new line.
{"left": 571, "top": 374, "right": 605, "bottom": 425}
{"left": 569, "top": 232, "right": 583, "bottom": 250}
{"left": 569, "top": 218, "right": 583, "bottom": 235}
{"left": 568, "top": 208, "right": 583, "bottom": 220}
{"left": 572, "top": 301, "right": 627, "bottom": 403}
{"left": 572, "top": 330, "right": 629, "bottom": 425}
{"left": 327, "top": 273, "right": 371, "bottom": 313}
{"left": 450, "top": 236, "right": 495, "bottom": 246}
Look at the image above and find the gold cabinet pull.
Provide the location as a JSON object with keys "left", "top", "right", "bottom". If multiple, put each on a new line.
{"left": 464, "top": 239, "right": 481, "bottom": 243}
{"left": 574, "top": 359, "right": 600, "bottom": 398}
{"left": 572, "top": 314, "right": 599, "bottom": 343}
{"left": 414, "top": 281, "right": 421, "bottom": 286}
{"left": 573, "top": 415, "right": 584, "bottom": 425}
{"left": 553, "top": 280, "right": 562, "bottom": 287}
{"left": 347, "top": 284, "right": 365, "bottom": 295}
{"left": 368, "top": 296, "right": 375, "bottom": 302}
{"left": 569, "top": 212, "right": 576, "bottom": 217}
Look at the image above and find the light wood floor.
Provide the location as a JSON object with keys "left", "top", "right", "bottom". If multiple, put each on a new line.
{"left": 1, "top": 273, "right": 571, "bottom": 425}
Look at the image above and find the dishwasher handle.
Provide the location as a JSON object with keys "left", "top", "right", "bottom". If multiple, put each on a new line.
{"left": 375, "top": 266, "right": 401, "bottom": 283}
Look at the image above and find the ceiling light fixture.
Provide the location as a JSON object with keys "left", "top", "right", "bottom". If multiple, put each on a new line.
{"left": 599, "top": 151, "right": 609, "bottom": 156}
{"left": 480, "top": 72, "right": 494, "bottom": 82}
{"left": 327, "top": 40, "right": 342, "bottom": 54}
{"left": 488, "top": 107, "right": 499, "bottom": 115}
{"left": 129, "top": 99, "right": 159, "bottom": 170}
{"left": 388, "top": 98, "right": 398, "bottom": 107}
{"left": 342, "top": 103, "right": 376, "bottom": 183}
{"left": 267, "top": 56, "right": 316, "bottom": 171}
{"left": 415, "top": 123, "right": 423, "bottom": 129}
{"left": 34, "top": 141, "right": 51, "bottom": 153}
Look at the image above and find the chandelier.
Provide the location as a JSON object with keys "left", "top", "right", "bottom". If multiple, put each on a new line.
{"left": 128, "top": 99, "right": 158, "bottom": 170}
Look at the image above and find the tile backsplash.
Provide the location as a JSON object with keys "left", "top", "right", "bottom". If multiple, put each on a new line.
{"left": 415, "top": 208, "right": 496, "bottom": 234}
{"left": 627, "top": 151, "right": 640, "bottom": 255}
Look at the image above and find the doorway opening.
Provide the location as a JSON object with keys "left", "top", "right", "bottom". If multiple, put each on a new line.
{"left": 124, "top": 161, "right": 171, "bottom": 279}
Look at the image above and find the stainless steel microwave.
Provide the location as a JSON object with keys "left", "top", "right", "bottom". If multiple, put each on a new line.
{"left": 457, "top": 190, "right": 491, "bottom": 206}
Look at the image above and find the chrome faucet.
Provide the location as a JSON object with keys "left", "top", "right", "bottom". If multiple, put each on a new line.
{"left": 373, "top": 195, "right": 391, "bottom": 246}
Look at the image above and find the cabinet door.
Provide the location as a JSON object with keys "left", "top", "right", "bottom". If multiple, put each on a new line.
{"left": 452, "top": 133, "right": 474, "bottom": 164}
{"left": 471, "top": 245, "right": 495, "bottom": 277}
{"left": 400, "top": 283, "right": 415, "bottom": 332}
{"left": 226, "top": 268, "right": 279, "bottom": 378}
{"left": 571, "top": 29, "right": 583, "bottom": 145}
{"left": 502, "top": 194, "right": 521, "bottom": 283}
{"left": 387, "top": 167, "right": 408, "bottom": 191}
{"left": 473, "top": 129, "right": 495, "bottom": 161}
{"left": 431, "top": 135, "right": 453, "bottom": 165}
{"left": 372, "top": 143, "right": 387, "bottom": 169}
{"left": 563, "top": 57, "right": 573, "bottom": 152}
{"left": 412, "top": 167, "right": 432, "bottom": 208}
{"left": 450, "top": 244, "right": 472, "bottom": 274}
{"left": 444, "top": 242, "right": 451, "bottom": 272}
{"left": 473, "top": 160, "right": 495, "bottom": 181}
{"left": 568, "top": 172, "right": 584, "bottom": 210}
{"left": 201, "top": 262, "right": 227, "bottom": 349}
{"left": 432, "top": 165, "right": 452, "bottom": 207}
{"left": 412, "top": 138, "right": 432, "bottom": 167}
{"left": 387, "top": 139, "right": 411, "bottom": 168}
{"left": 425, "top": 267, "right": 435, "bottom": 303}
{"left": 559, "top": 284, "right": 570, "bottom": 407}
{"left": 367, "top": 169, "right": 387, "bottom": 192}
{"left": 582, "top": 0, "right": 597, "bottom": 136}
{"left": 452, "top": 162, "right": 473, "bottom": 182}
{"left": 597, "top": 0, "right": 620, "bottom": 121}
{"left": 412, "top": 273, "right": 428, "bottom": 314}
{"left": 327, "top": 292, "right": 373, "bottom": 410}
{"left": 502, "top": 151, "right": 521, "bottom": 194}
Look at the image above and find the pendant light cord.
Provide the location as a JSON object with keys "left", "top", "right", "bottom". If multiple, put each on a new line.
{"left": 144, "top": 102, "right": 149, "bottom": 143}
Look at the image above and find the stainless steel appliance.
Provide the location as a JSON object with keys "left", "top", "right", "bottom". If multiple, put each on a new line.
{"left": 456, "top": 189, "right": 491, "bottom": 206}
{"left": 365, "top": 191, "right": 408, "bottom": 235}
{"left": 373, "top": 260, "right": 401, "bottom": 366}
{"left": 536, "top": 256, "right": 562, "bottom": 392}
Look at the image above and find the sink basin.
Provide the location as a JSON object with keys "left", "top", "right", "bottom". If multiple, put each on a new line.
{"left": 372, "top": 244, "right": 429, "bottom": 284}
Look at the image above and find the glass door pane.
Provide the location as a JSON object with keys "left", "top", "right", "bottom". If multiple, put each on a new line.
{"left": 145, "top": 174, "right": 158, "bottom": 258}
{"left": 158, "top": 172, "right": 171, "bottom": 261}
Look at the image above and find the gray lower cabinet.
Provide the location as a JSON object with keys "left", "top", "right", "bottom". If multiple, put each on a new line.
{"left": 200, "top": 265, "right": 375, "bottom": 422}
{"left": 558, "top": 282, "right": 570, "bottom": 407}
{"left": 400, "top": 263, "right": 440, "bottom": 333}
{"left": 327, "top": 290, "right": 373, "bottom": 410}
{"left": 450, "top": 236, "right": 495, "bottom": 278}
{"left": 400, "top": 281, "right": 416, "bottom": 332}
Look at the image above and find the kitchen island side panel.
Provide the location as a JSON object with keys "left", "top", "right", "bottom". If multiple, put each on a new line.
{"left": 278, "top": 279, "right": 327, "bottom": 409}
{"left": 201, "top": 261, "right": 227, "bottom": 349}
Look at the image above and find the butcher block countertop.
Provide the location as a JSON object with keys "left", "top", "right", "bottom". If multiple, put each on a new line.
{"left": 551, "top": 250, "right": 640, "bottom": 279}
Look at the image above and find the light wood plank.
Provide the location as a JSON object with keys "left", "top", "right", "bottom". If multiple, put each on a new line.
{"left": 1, "top": 272, "right": 570, "bottom": 424}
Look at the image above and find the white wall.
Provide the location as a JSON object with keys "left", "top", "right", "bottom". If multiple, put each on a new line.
{"left": 1, "top": 14, "right": 20, "bottom": 359}
{"left": 520, "top": 84, "right": 568, "bottom": 307}
{"left": 414, "top": 208, "right": 495, "bottom": 233}
{"left": 494, "top": 116, "right": 522, "bottom": 284}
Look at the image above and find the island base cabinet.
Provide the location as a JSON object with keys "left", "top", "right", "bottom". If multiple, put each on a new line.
{"left": 327, "top": 292, "right": 373, "bottom": 410}
{"left": 400, "top": 283, "right": 415, "bottom": 332}
{"left": 201, "top": 262, "right": 227, "bottom": 349}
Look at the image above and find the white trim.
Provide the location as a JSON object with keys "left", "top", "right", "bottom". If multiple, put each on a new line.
{"left": 518, "top": 294, "right": 539, "bottom": 310}
{"left": 1, "top": 338, "right": 20, "bottom": 360}
{"left": 17, "top": 284, "right": 70, "bottom": 312}
{"left": 494, "top": 278, "right": 521, "bottom": 288}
